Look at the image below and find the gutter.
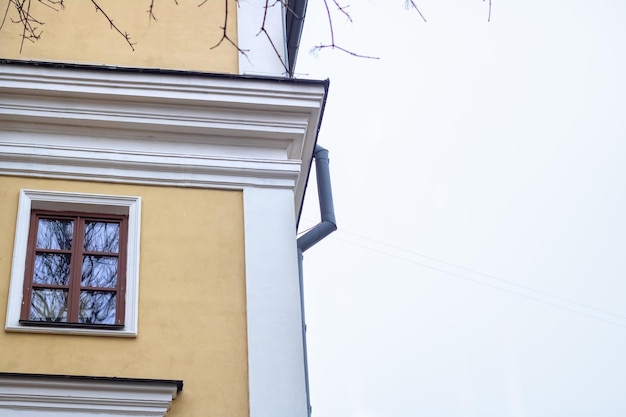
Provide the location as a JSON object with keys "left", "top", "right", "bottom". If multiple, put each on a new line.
{"left": 285, "top": 0, "right": 308, "bottom": 77}
{"left": 296, "top": 144, "right": 337, "bottom": 416}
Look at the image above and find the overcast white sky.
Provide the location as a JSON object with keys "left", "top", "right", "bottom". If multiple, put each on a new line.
{"left": 296, "top": 1, "right": 626, "bottom": 416}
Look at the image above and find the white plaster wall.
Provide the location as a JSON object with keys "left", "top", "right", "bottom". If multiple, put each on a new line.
{"left": 243, "top": 187, "right": 308, "bottom": 417}
{"left": 238, "top": 0, "right": 288, "bottom": 76}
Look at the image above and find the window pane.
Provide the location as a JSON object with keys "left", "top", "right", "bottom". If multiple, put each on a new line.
{"left": 29, "top": 289, "right": 68, "bottom": 322}
{"left": 36, "top": 218, "right": 73, "bottom": 250}
{"left": 33, "top": 253, "right": 71, "bottom": 286}
{"left": 81, "top": 256, "right": 118, "bottom": 288}
{"left": 84, "top": 221, "right": 120, "bottom": 253}
{"left": 79, "top": 291, "right": 116, "bottom": 325}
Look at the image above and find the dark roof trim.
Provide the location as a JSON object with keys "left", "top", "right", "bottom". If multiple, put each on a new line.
{"left": 0, "top": 59, "right": 328, "bottom": 90}
{"left": 0, "top": 372, "right": 183, "bottom": 392}
{"left": 285, "top": 0, "right": 308, "bottom": 77}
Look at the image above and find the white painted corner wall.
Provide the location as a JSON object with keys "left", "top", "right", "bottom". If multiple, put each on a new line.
{"left": 244, "top": 187, "right": 308, "bottom": 417}
{"left": 238, "top": 0, "right": 288, "bottom": 76}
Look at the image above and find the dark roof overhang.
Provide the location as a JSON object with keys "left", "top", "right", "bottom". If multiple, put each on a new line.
{"left": 285, "top": 0, "right": 308, "bottom": 77}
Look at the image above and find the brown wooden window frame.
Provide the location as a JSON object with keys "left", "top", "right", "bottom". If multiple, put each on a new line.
{"left": 19, "top": 210, "right": 128, "bottom": 329}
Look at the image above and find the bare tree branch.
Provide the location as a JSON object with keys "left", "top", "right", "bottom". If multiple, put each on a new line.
{"left": 0, "top": 0, "right": 11, "bottom": 30}
{"left": 313, "top": 0, "right": 378, "bottom": 59}
{"left": 311, "top": 43, "right": 379, "bottom": 60}
{"left": 37, "top": 0, "right": 64, "bottom": 12}
{"left": 7, "top": 0, "right": 46, "bottom": 53}
{"left": 2, "top": 0, "right": 54, "bottom": 34}
{"left": 1, "top": 0, "right": 492, "bottom": 68}
{"left": 256, "top": 0, "right": 289, "bottom": 73}
{"left": 147, "top": 0, "right": 157, "bottom": 21}
{"left": 405, "top": 0, "right": 426, "bottom": 23}
{"left": 207, "top": 0, "right": 249, "bottom": 57}
{"left": 331, "top": 0, "right": 351, "bottom": 23}
{"left": 21, "top": 0, "right": 35, "bottom": 52}
{"left": 89, "top": 0, "right": 135, "bottom": 51}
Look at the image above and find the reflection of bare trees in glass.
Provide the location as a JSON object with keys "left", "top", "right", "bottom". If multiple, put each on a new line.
{"left": 79, "top": 292, "right": 116, "bottom": 324}
{"left": 36, "top": 218, "right": 73, "bottom": 250}
{"left": 34, "top": 253, "right": 70, "bottom": 285}
{"left": 30, "top": 288, "right": 68, "bottom": 321}
{"left": 82, "top": 256, "right": 117, "bottom": 287}
{"left": 84, "top": 221, "right": 119, "bottom": 252}
{"left": 25, "top": 214, "right": 124, "bottom": 326}
{"left": 81, "top": 221, "right": 119, "bottom": 324}
{"left": 30, "top": 218, "right": 74, "bottom": 321}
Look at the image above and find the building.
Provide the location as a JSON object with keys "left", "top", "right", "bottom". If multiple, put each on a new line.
{"left": 0, "top": 1, "right": 334, "bottom": 416}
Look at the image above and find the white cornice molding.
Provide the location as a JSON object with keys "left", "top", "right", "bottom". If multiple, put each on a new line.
{"left": 0, "top": 64, "right": 326, "bottom": 214}
{"left": 0, "top": 374, "right": 180, "bottom": 417}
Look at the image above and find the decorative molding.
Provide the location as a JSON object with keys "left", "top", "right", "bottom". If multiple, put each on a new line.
{"left": 0, "top": 373, "right": 180, "bottom": 417}
{"left": 5, "top": 189, "right": 141, "bottom": 337}
{"left": 0, "top": 63, "right": 327, "bottom": 214}
{"left": 0, "top": 62, "right": 326, "bottom": 417}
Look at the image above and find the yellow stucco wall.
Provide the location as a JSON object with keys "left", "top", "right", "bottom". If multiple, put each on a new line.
{"left": 0, "top": 0, "right": 239, "bottom": 73}
{"left": 0, "top": 176, "right": 249, "bottom": 417}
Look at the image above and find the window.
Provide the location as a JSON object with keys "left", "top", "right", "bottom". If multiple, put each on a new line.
{"left": 6, "top": 190, "right": 141, "bottom": 337}
{"left": 20, "top": 211, "right": 128, "bottom": 328}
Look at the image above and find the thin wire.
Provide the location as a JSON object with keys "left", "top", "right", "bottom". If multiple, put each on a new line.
{"left": 330, "top": 228, "right": 626, "bottom": 321}
{"left": 302, "top": 218, "right": 626, "bottom": 321}
{"left": 297, "top": 224, "right": 317, "bottom": 237}
{"left": 329, "top": 235, "right": 626, "bottom": 329}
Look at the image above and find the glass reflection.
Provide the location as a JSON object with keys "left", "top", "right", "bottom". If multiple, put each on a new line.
{"left": 30, "top": 289, "right": 68, "bottom": 322}
{"left": 79, "top": 291, "right": 116, "bottom": 324}
{"left": 33, "top": 253, "right": 71, "bottom": 285}
{"left": 36, "top": 218, "right": 73, "bottom": 250}
{"left": 84, "top": 221, "right": 119, "bottom": 253}
{"left": 81, "top": 256, "right": 118, "bottom": 288}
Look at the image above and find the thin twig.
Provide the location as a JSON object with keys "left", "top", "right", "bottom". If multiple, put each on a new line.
{"left": 37, "top": 0, "right": 64, "bottom": 12}
{"left": 2, "top": 0, "right": 63, "bottom": 50}
{"left": 321, "top": 0, "right": 336, "bottom": 47}
{"left": 1, "top": 0, "right": 13, "bottom": 30}
{"left": 405, "top": 0, "right": 427, "bottom": 23}
{"left": 147, "top": 0, "right": 157, "bottom": 21}
{"left": 209, "top": 0, "right": 249, "bottom": 57}
{"left": 331, "top": 0, "right": 351, "bottom": 22}
{"left": 255, "top": 0, "right": 289, "bottom": 73}
{"left": 20, "top": 0, "right": 31, "bottom": 52}
{"left": 17, "top": 0, "right": 44, "bottom": 52}
{"left": 280, "top": 0, "right": 298, "bottom": 18}
{"left": 314, "top": 0, "right": 377, "bottom": 59}
{"left": 311, "top": 44, "right": 379, "bottom": 60}
{"left": 90, "top": 0, "right": 135, "bottom": 50}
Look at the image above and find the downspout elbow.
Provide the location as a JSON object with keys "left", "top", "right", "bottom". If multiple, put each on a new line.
{"left": 297, "top": 221, "right": 337, "bottom": 252}
{"left": 297, "top": 145, "right": 337, "bottom": 252}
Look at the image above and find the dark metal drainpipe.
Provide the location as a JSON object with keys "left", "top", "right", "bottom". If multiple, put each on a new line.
{"left": 297, "top": 145, "right": 337, "bottom": 416}
{"left": 285, "top": 0, "right": 309, "bottom": 77}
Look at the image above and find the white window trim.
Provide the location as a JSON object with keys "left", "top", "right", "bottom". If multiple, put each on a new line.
{"left": 5, "top": 189, "right": 141, "bottom": 337}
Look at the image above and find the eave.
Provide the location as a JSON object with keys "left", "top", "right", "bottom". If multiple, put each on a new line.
{"left": 0, "top": 60, "right": 328, "bottom": 217}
